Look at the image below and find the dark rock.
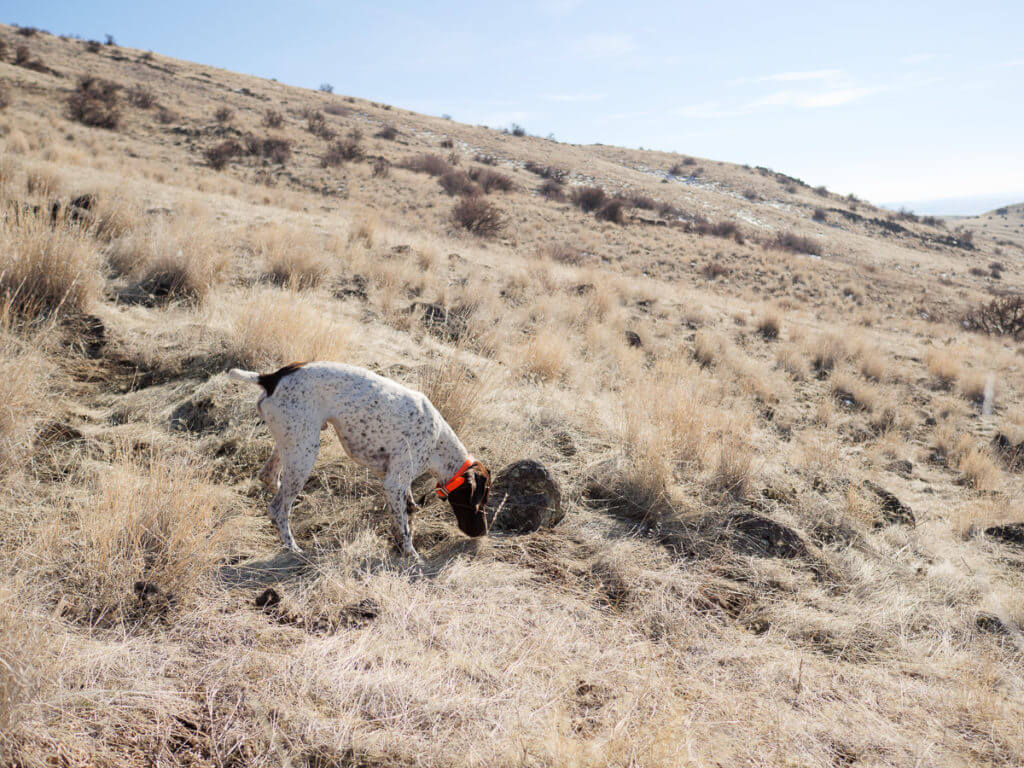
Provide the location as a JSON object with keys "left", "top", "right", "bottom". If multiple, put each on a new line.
{"left": 254, "top": 587, "right": 280, "bottom": 609}
{"left": 725, "top": 512, "right": 807, "bottom": 558}
{"left": 887, "top": 459, "right": 913, "bottom": 478}
{"left": 488, "top": 459, "right": 563, "bottom": 534}
{"left": 625, "top": 330, "right": 643, "bottom": 348}
{"left": 133, "top": 581, "right": 161, "bottom": 599}
{"left": 991, "top": 433, "right": 1024, "bottom": 470}
{"left": 35, "top": 420, "right": 83, "bottom": 447}
{"left": 408, "top": 302, "right": 467, "bottom": 341}
{"left": 333, "top": 273, "right": 368, "bottom": 301}
{"left": 169, "top": 395, "right": 219, "bottom": 433}
{"left": 985, "top": 523, "right": 1024, "bottom": 547}
{"left": 975, "top": 612, "right": 1013, "bottom": 635}
{"left": 864, "top": 481, "right": 915, "bottom": 526}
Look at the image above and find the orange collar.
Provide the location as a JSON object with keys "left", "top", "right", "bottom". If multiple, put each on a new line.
{"left": 436, "top": 456, "right": 475, "bottom": 499}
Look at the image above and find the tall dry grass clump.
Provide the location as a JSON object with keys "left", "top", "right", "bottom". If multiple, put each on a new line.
{"left": 0, "top": 299, "right": 50, "bottom": 476}
{"left": 227, "top": 288, "right": 354, "bottom": 369}
{"left": 108, "top": 216, "right": 229, "bottom": 303}
{"left": 926, "top": 347, "right": 961, "bottom": 388}
{"left": 417, "top": 348, "right": 498, "bottom": 434}
{"left": 29, "top": 444, "right": 230, "bottom": 623}
{"left": 254, "top": 225, "right": 331, "bottom": 289}
{"left": 0, "top": 205, "right": 102, "bottom": 319}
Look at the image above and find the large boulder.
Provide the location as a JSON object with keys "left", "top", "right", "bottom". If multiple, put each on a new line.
{"left": 487, "top": 459, "right": 563, "bottom": 534}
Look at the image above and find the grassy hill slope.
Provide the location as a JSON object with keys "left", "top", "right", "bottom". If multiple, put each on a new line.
{"left": 2, "top": 24, "right": 1024, "bottom": 767}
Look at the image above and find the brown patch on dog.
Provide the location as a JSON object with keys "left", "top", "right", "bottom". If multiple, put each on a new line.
{"left": 257, "top": 361, "right": 307, "bottom": 396}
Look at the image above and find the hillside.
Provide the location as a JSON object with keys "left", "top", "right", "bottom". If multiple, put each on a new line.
{"left": 2, "top": 24, "right": 1024, "bottom": 768}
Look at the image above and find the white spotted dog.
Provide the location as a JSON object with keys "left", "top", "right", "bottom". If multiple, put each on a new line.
{"left": 227, "top": 361, "right": 491, "bottom": 558}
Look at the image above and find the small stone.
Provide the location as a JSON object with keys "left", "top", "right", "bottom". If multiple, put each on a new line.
{"left": 725, "top": 512, "right": 807, "bottom": 559}
{"left": 985, "top": 523, "right": 1024, "bottom": 547}
{"left": 864, "top": 481, "right": 915, "bottom": 526}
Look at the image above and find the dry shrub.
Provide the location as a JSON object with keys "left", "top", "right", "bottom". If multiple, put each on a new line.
{"left": 451, "top": 196, "right": 504, "bottom": 237}
{"left": 155, "top": 106, "right": 176, "bottom": 124}
{"left": 67, "top": 76, "right": 122, "bottom": 129}
{"left": 25, "top": 166, "right": 60, "bottom": 199}
{"left": 926, "top": 348, "right": 961, "bottom": 387}
{"left": 401, "top": 153, "right": 451, "bottom": 177}
{"left": 963, "top": 294, "right": 1024, "bottom": 340}
{"left": 572, "top": 185, "right": 606, "bottom": 213}
{"left": 0, "top": 84, "right": 10, "bottom": 112}
{"left": 37, "top": 444, "right": 231, "bottom": 622}
{"left": 772, "top": 230, "right": 821, "bottom": 255}
{"left": 214, "top": 106, "right": 234, "bottom": 125}
{"left": 468, "top": 167, "right": 516, "bottom": 193}
{"left": 228, "top": 288, "right": 354, "bottom": 368}
{"left": 372, "top": 156, "right": 390, "bottom": 177}
{"left": 0, "top": 206, "right": 102, "bottom": 319}
{"left": 246, "top": 135, "right": 292, "bottom": 165}
{"left": 125, "top": 84, "right": 156, "bottom": 109}
{"left": 812, "top": 207, "right": 827, "bottom": 222}
{"left": 539, "top": 179, "right": 566, "bottom": 201}
{"left": 710, "top": 220, "right": 744, "bottom": 243}
{"left": 305, "top": 110, "right": 335, "bottom": 140}
{"left": 322, "top": 137, "right": 361, "bottom": 166}
{"left": 255, "top": 226, "right": 330, "bottom": 289}
{"left": 595, "top": 198, "right": 626, "bottom": 224}
{"left": 205, "top": 140, "right": 240, "bottom": 170}
{"left": 263, "top": 109, "right": 284, "bottom": 128}
{"left": 541, "top": 242, "right": 584, "bottom": 264}
{"left": 438, "top": 169, "right": 480, "bottom": 197}
{"left": 524, "top": 161, "right": 568, "bottom": 182}
{"left": 374, "top": 123, "right": 399, "bottom": 140}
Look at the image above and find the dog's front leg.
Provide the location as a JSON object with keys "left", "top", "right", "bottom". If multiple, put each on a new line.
{"left": 384, "top": 482, "right": 418, "bottom": 558}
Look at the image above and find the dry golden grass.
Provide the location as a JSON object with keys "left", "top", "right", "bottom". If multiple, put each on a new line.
{"left": 927, "top": 347, "right": 962, "bottom": 387}
{"left": 109, "top": 215, "right": 230, "bottom": 302}
{"left": 1, "top": 25, "right": 1024, "bottom": 767}
{"left": 254, "top": 223, "right": 331, "bottom": 289}
{"left": 226, "top": 287, "right": 355, "bottom": 368}
{"left": 0, "top": 202, "right": 102, "bottom": 319}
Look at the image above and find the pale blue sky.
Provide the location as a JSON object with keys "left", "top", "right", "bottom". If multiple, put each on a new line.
{"left": 7, "top": 1, "right": 1023, "bottom": 213}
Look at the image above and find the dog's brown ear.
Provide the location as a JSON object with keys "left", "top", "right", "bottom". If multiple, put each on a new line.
{"left": 469, "top": 464, "right": 490, "bottom": 509}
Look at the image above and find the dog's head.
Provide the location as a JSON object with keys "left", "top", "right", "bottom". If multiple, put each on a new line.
{"left": 445, "top": 461, "right": 491, "bottom": 537}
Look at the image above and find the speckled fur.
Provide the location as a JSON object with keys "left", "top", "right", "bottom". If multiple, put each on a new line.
{"left": 228, "top": 362, "right": 489, "bottom": 557}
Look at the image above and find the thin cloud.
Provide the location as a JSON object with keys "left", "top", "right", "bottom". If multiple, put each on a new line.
{"left": 541, "top": 92, "right": 607, "bottom": 102}
{"left": 572, "top": 33, "right": 634, "bottom": 58}
{"left": 901, "top": 53, "right": 936, "bottom": 65}
{"left": 731, "top": 69, "right": 842, "bottom": 85}
{"left": 677, "top": 84, "right": 882, "bottom": 119}
{"left": 752, "top": 86, "right": 882, "bottom": 108}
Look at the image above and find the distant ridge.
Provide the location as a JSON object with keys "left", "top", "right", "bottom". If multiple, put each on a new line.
{"left": 882, "top": 193, "right": 1024, "bottom": 217}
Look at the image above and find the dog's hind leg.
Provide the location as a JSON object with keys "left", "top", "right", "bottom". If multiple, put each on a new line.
{"left": 258, "top": 447, "right": 282, "bottom": 491}
{"left": 267, "top": 437, "right": 319, "bottom": 555}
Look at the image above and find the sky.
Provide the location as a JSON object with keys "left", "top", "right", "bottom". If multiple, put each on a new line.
{"left": 7, "top": 0, "right": 1023, "bottom": 214}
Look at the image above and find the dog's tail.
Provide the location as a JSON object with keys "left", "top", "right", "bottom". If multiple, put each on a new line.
{"left": 227, "top": 368, "right": 261, "bottom": 385}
